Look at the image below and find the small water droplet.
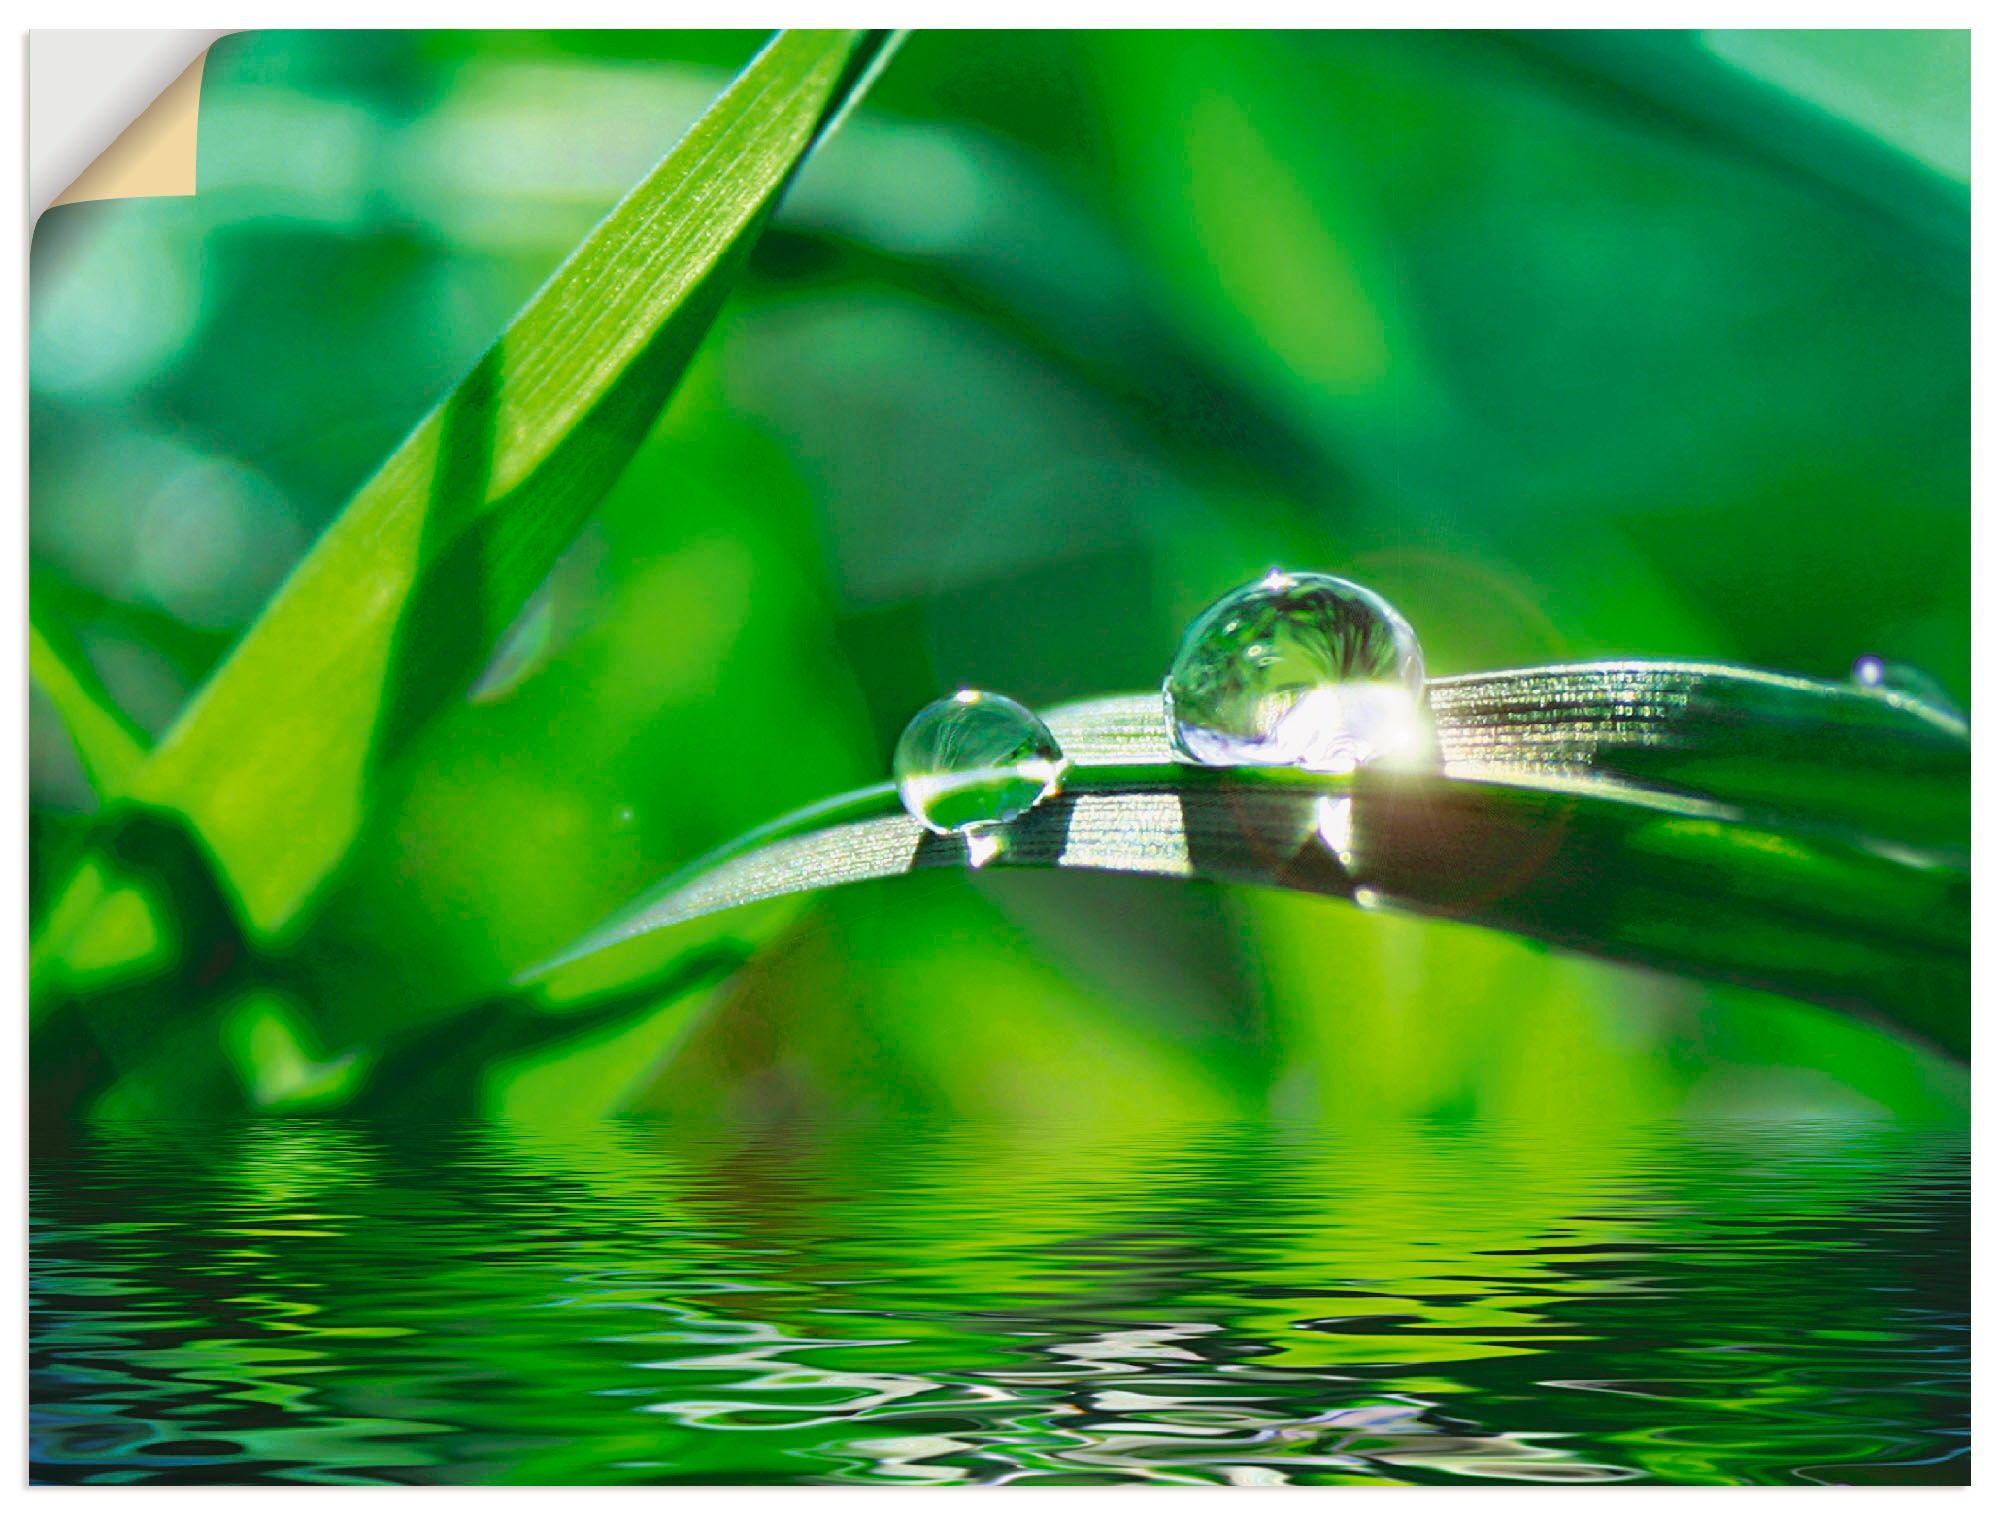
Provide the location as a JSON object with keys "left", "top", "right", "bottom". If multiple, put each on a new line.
{"left": 469, "top": 589, "right": 556, "bottom": 704}
{"left": 1164, "top": 570, "right": 1432, "bottom": 772}
{"left": 1851, "top": 654, "right": 1963, "bottom": 715}
{"left": 894, "top": 690, "right": 1069, "bottom": 836}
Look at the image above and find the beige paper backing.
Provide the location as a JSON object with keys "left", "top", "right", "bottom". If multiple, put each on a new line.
{"left": 49, "top": 49, "right": 209, "bottom": 209}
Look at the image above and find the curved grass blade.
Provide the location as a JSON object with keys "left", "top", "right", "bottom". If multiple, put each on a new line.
{"left": 1508, "top": 31, "right": 1969, "bottom": 278}
{"left": 74, "top": 29, "right": 897, "bottom": 946}
{"left": 28, "top": 584, "right": 148, "bottom": 799}
{"left": 527, "top": 661, "right": 1968, "bottom": 1058}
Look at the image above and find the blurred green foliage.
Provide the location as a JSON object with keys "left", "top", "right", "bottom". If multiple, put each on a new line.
{"left": 29, "top": 29, "right": 1968, "bottom": 1129}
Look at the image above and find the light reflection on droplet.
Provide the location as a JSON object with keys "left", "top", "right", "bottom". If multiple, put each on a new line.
{"left": 1851, "top": 653, "right": 1964, "bottom": 719}
{"left": 1314, "top": 793, "right": 1355, "bottom": 866}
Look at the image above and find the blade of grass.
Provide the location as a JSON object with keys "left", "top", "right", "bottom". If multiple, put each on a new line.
{"left": 30, "top": 569, "right": 233, "bottom": 687}
{"left": 39, "top": 30, "right": 900, "bottom": 969}
{"left": 28, "top": 584, "right": 149, "bottom": 799}
{"left": 526, "top": 662, "right": 1968, "bottom": 1057}
{"left": 1507, "top": 30, "right": 1968, "bottom": 280}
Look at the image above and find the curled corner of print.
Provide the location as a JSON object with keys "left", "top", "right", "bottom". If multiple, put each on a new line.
{"left": 34, "top": 31, "right": 238, "bottom": 220}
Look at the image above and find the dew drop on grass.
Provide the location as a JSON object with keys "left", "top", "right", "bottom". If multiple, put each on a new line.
{"left": 1164, "top": 569, "right": 1433, "bottom": 772}
{"left": 1851, "top": 654, "right": 1963, "bottom": 716}
{"left": 894, "top": 690, "right": 1070, "bottom": 836}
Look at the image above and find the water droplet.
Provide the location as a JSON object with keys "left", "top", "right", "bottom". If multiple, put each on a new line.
{"left": 1164, "top": 570, "right": 1432, "bottom": 772}
{"left": 470, "top": 584, "right": 557, "bottom": 704}
{"left": 1851, "top": 654, "right": 1963, "bottom": 716}
{"left": 894, "top": 690, "right": 1070, "bottom": 836}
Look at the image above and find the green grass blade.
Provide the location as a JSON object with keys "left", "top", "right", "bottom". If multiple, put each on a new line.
{"left": 100, "top": 29, "right": 897, "bottom": 939}
{"left": 1509, "top": 31, "right": 1969, "bottom": 274}
{"left": 527, "top": 662, "right": 1968, "bottom": 1057}
{"left": 28, "top": 585, "right": 148, "bottom": 799}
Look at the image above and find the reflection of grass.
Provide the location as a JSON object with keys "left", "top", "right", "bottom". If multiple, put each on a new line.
{"left": 897, "top": 761, "right": 1069, "bottom": 835}
{"left": 33, "top": 1115, "right": 1965, "bottom": 1483}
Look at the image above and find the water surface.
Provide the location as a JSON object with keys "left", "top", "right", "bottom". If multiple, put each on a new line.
{"left": 31, "top": 1116, "right": 1966, "bottom": 1485}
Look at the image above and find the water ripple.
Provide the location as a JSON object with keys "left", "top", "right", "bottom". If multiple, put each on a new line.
{"left": 30, "top": 1116, "right": 1966, "bottom": 1485}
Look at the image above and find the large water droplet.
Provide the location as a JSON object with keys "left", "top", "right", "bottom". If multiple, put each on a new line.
{"left": 894, "top": 690, "right": 1069, "bottom": 836}
{"left": 1164, "top": 569, "right": 1432, "bottom": 772}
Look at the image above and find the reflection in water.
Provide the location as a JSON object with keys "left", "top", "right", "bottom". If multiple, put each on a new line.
{"left": 31, "top": 1117, "right": 1965, "bottom": 1485}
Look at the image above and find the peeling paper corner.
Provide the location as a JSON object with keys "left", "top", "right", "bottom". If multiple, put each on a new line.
{"left": 31, "top": 30, "right": 236, "bottom": 223}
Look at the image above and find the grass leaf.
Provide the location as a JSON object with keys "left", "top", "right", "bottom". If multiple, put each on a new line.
{"left": 528, "top": 661, "right": 1968, "bottom": 1058}
{"left": 81, "top": 29, "right": 898, "bottom": 942}
{"left": 1509, "top": 30, "right": 1969, "bottom": 276}
{"left": 28, "top": 582, "right": 149, "bottom": 799}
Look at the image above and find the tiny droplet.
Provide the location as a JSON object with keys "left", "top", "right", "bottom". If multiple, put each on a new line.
{"left": 470, "top": 586, "right": 557, "bottom": 704}
{"left": 1851, "top": 654, "right": 1962, "bottom": 716}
